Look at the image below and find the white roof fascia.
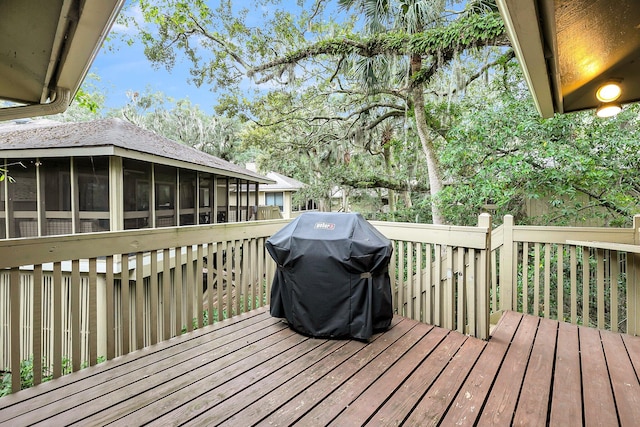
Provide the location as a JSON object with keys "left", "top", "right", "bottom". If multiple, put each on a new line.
{"left": 497, "top": 0, "right": 557, "bottom": 118}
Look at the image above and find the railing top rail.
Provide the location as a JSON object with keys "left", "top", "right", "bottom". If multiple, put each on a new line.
{"left": 0, "top": 219, "right": 290, "bottom": 269}
{"left": 566, "top": 239, "right": 640, "bottom": 253}
{"left": 371, "top": 220, "right": 490, "bottom": 249}
{"left": 511, "top": 227, "right": 634, "bottom": 245}
{"left": 491, "top": 219, "right": 636, "bottom": 249}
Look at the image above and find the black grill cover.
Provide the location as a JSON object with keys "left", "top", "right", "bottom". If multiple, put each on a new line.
{"left": 266, "top": 212, "right": 393, "bottom": 340}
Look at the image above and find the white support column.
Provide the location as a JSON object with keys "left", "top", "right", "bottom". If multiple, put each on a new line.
{"left": 70, "top": 157, "right": 79, "bottom": 233}
{"left": 500, "top": 215, "right": 515, "bottom": 311}
{"left": 36, "top": 157, "right": 45, "bottom": 236}
{"left": 109, "top": 157, "right": 124, "bottom": 231}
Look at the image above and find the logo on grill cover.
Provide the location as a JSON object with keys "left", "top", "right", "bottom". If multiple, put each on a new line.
{"left": 314, "top": 222, "right": 335, "bottom": 230}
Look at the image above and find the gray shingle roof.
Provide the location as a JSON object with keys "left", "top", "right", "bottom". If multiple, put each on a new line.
{"left": 262, "top": 171, "right": 305, "bottom": 191}
{"left": 0, "top": 118, "right": 272, "bottom": 183}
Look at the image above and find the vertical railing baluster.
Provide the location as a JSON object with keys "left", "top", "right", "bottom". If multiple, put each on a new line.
{"left": 174, "top": 247, "right": 183, "bottom": 336}
{"left": 611, "top": 251, "right": 619, "bottom": 332}
{"left": 52, "top": 262, "right": 62, "bottom": 379}
{"left": 162, "top": 248, "right": 171, "bottom": 340}
{"left": 544, "top": 244, "right": 551, "bottom": 319}
{"left": 106, "top": 256, "right": 115, "bottom": 360}
{"left": 196, "top": 244, "right": 204, "bottom": 329}
{"left": 10, "top": 267, "right": 20, "bottom": 392}
{"left": 185, "top": 245, "right": 194, "bottom": 333}
{"left": 88, "top": 258, "right": 97, "bottom": 365}
{"left": 597, "top": 249, "right": 605, "bottom": 329}
{"left": 133, "top": 252, "right": 143, "bottom": 349}
{"left": 149, "top": 250, "right": 158, "bottom": 345}
{"left": 121, "top": 254, "right": 130, "bottom": 355}
{"left": 71, "top": 259, "right": 81, "bottom": 372}
{"left": 557, "top": 244, "right": 564, "bottom": 322}
{"left": 583, "top": 248, "right": 590, "bottom": 327}
{"left": 206, "top": 243, "right": 214, "bottom": 324}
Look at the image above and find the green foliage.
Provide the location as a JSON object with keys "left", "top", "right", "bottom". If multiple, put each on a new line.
{"left": 436, "top": 63, "right": 640, "bottom": 227}
{"left": 0, "top": 356, "right": 107, "bottom": 397}
{"left": 116, "top": 89, "right": 250, "bottom": 162}
{"left": 116, "top": 1, "right": 640, "bottom": 228}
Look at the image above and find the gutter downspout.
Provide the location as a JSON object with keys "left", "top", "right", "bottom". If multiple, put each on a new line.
{"left": 0, "top": 88, "right": 71, "bottom": 121}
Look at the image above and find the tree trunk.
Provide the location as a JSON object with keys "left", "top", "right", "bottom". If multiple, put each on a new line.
{"left": 410, "top": 53, "right": 445, "bottom": 224}
{"left": 383, "top": 143, "right": 396, "bottom": 213}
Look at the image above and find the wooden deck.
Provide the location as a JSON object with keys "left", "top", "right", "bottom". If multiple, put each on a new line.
{"left": 1, "top": 307, "right": 640, "bottom": 426}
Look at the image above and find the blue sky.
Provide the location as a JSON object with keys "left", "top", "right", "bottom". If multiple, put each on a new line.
{"left": 88, "top": 0, "right": 345, "bottom": 113}
{"left": 89, "top": 3, "right": 218, "bottom": 112}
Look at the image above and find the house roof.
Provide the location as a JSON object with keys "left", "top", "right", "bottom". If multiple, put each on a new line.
{"left": 261, "top": 171, "right": 305, "bottom": 192}
{"left": 0, "top": 1, "right": 125, "bottom": 120}
{"left": 497, "top": 0, "right": 640, "bottom": 117}
{"left": 0, "top": 118, "right": 273, "bottom": 183}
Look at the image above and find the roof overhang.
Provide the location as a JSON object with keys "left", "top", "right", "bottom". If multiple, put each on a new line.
{"left": 0, "top": 0, "right": 125, "bottom": 121}
{"left": 497, "top": 0, "right": 640, "bottom": 117}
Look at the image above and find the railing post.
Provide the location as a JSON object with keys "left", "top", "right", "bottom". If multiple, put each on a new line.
{"left": 478, "top": 213, "right": 492, "bottom": 339}
{"left": 630, "top": 215, "right": 640, "bottom": 335}
{"left": 500, "top": 215, "right": 515, "bottom": 312}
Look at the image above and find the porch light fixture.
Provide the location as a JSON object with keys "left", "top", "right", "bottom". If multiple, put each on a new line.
{"left": 595, "top": 80, "right": 622, "bottom": 118}
{"left": 596, "top": 101, "right": 622, "bottom": 118}
{"left": 595, "top": 81, "right": 622, "bottom": 102}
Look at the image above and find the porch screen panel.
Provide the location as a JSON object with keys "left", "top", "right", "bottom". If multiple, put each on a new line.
{"left": 123, "top": 159, "right": 151, "bottom": 230}
{"left": 9, "top": 158, "right": 38, "bottom": 237}
{"left": 198, "top": 174, "right": 214, "bottom": 224}
{"left": 248, "top": 182, "right": 257, "bottom": 220}
{"left": 216, "top": 177, "right": 229, "bottom": 223}
{"left": 239, "top": 180, "right": 248, "bottom": 221}
{"left": 43, "top": 158, "right": 72, "bottom": 236}
{"left": 76, "top": 156, "right": 110, "bottom": 232}
{"left": 179, "top": 170, "right": 196, "bottom": 225}
{"left": 154, "top": 165, "right": 176, "bottom": 227}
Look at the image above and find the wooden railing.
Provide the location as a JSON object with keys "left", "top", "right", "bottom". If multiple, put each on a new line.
{"left": 372, "top": 214, "right": 492, "bottom": 340}
{"left": 4, "top": 213, "right": 640, "bottom": 395}
{"left": 0, "top": 220, "right": 286, "bottom": 394}
{"left": 491, "top": 215, "right": 640, "bottom": 335}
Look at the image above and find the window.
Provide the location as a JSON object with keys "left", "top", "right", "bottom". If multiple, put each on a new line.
{"left": 43, "top": 158, "right": 71, "bottom": 212}
{"left": 179, "top": 170, "right": 196, "bottom": 225}
{"left": 265, "top": 192, "right": 284, "bottom": 212}
{"left": 154, "top": 165, "right": 176, "bottom": 227}
{"left": 198, "top": 174, "right": 214, "bottom": 224}
{"left": 76, "top": 157, "right": 109, "bottom": 212}
{"left": 6, "top": 159, "right": 38, "bottom": 237}
{"left": 123, "top": 159, "right": 151, "bottom": 229}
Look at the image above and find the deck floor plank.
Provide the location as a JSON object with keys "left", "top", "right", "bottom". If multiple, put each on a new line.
{"left": 440, "top": 310, "right": 521, "bottom": 426}
{"left": 253, "top": 317, "right": 416, "bottom": 426}
{"left": 2, "top": 308, "right": 640, "bottom": 427}
{"left": 600, "top": 329, "right": 640, "bottom": 426}
{"left": 327, "top": 323, "right": 436, "bottom": 425}
{"left": 302, "top": 321, "right": 435, "bottom": 426}
{"left": 221, "top": 333, "right": 384, "bottom": 426}
{"left": 549, "top": 320, "right": 583, "bottom": 426}
{"left": 0, "top": 309, "right": 276, "bottom": 417}
{"left": 0, "top": 310, "right": 282, "bottom": 425}
{"left": 622, "top": 332, "right": 640, "bottom": 373}
{"left": 187, "top": 338, "right": 349, "bottom": 426}
{"left": 61, "top": 325, "right": 299, "bottom": 426}
{"left": 477, "top": 312, "right": 540, "bottom": 426}
{"left": 512, "top": 317, "right": 558, "bottom": 426}
{"left": 147, "top": 333, "right": 326, "bottom": 426}
{"left": 366, "top": 331, "right": 467, "bottom": 426}
{"left": 403, "top": 336, "right": 486, "bottom": 426}
{"left": 579, "top": 326, "right": 619, "bottom": 427}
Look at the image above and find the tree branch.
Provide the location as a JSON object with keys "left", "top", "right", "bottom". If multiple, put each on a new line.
{"left": 248, "top": 12, "right": 507, "bottom": 79}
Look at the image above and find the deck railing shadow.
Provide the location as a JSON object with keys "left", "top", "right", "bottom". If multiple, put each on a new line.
{"left": 2, "top": 214, "right": 640, "bottom": 394}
